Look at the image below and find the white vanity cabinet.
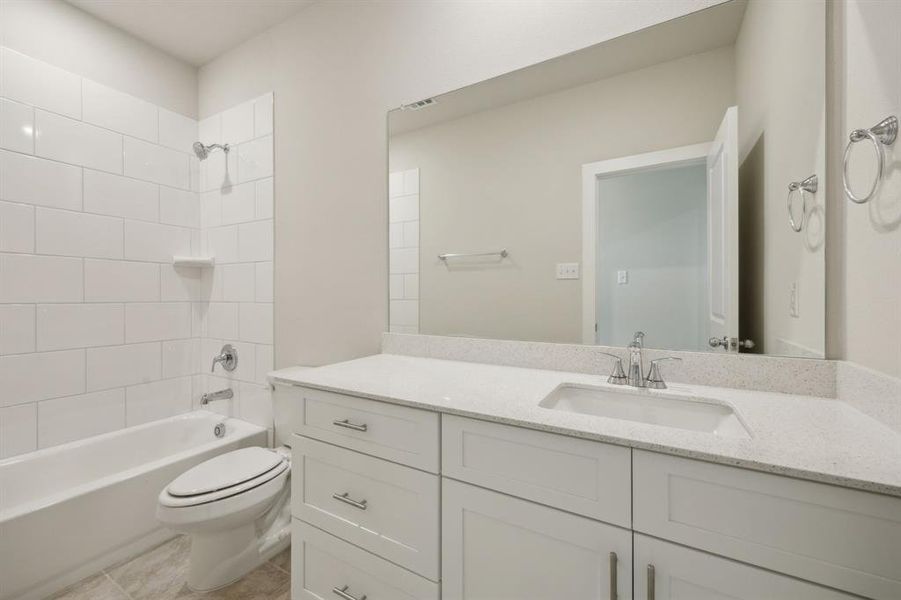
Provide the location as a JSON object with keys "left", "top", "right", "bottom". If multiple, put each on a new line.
{"left": 285, "top": 383, "right": 901, "bottom": 600}
{"left": 633, "top": 450, "right": 901, "bottom": 600}
{"left": 633, "top": 535, "right": 857, "bottom": 600}
{"left": 442, "top": 479, "right": 631, "bottom": 600}
{"left": 286, "top": 384, "right": 441, "bottom": 600}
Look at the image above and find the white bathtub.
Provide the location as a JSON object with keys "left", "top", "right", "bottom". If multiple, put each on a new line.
{"left": 0, "top": 410, "right": 267, "bottom": 600}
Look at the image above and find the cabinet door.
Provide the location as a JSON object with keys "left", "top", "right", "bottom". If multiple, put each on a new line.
{"left": 633, "top": 450, "right": 901, "bottom": 599}
{"left": 633, "top": 534, "right": 858, "bottom": 600}
{"left": 442, "top": 479, "right": 631, "bottom": 600}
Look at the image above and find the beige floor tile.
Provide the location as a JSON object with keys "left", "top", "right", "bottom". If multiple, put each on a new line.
{"left": 175, "top": 562, "right": 290, "bottom": 600}
{"left": 269, "top": 547, "right": 291, "bottom": 573}
{"left": 106, "top": 536, "right": 192, "bottom": 600}
{"left": 48, "top": 573, "right": 130, "bottom": 600}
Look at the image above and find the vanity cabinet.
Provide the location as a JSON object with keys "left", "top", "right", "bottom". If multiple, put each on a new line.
{"left": 292, "top": 521, "right": 440, "bottom": 600}
{"left": 633, "top": 450, "right": 901, "bottom": 600}
{"left": 442, "top": 414, "right": 631, "bottom": 526}
{"left": 442, "top": 479, "right": 631, "bottom": 600}
{"left": 633, "top": 535, "right": 857, "bottom": 600}
{"left": 292, "top": 435, "right": 440, "bottom": 580}
{"left": 285, "top": 384, "right": 901, "bottom": 600}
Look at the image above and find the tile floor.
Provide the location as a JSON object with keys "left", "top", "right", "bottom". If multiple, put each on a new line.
{"left": 48, "top": 537, "right": 290, "bottom": 600}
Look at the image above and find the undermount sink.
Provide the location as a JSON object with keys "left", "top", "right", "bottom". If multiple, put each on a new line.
{"left": 539, "top": 384, "right": 751, "bottom": 439}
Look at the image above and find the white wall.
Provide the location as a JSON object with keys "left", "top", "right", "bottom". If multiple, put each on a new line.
{"left": 198, "top": 0, "right": 727, "bottom": 367}
{"left": 597, "top": 165, "right": 708, "bottom": 351}
{"left": 839, "top": 0, "right": 901, "bottom": 377}
{"left": 735, "top": 0, "right": 826, "bottom": 358}
{"left": 0, "top": 48, "right": 201, "bottom": 458}
{"left": 0, "top": 0, "right": 197, "bottom": 118}
{"left": 388, "top": 47, "right": 734, "bottom": 344}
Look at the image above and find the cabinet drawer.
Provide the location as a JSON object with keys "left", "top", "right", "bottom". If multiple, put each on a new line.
{"left": 442, "top": 415, "right": 631, "bottom": 527}
{"left": 291, "top": 385, "right": 439, "bottom": 472}
{"left": 292, "top": 435, "right": 440, "bottom": 580}
{"left": 633, "top": 450, "right": 901, "bottom": 600}
{"left": 442, "top": 479, "right": 632, "bottom": 600}
{"left": 292, "top": 520, "right": 439, "bottom": 600}
{"left": 634, "top": 534, "right": 857, "bottom": 600}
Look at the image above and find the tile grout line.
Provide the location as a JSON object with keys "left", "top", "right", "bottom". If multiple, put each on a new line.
{"left": 101, "top": 570, "right": 135, "bottom": 600}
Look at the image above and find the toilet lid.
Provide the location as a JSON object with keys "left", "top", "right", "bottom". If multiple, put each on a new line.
{"left": 167, "top": 447, "right": 284, "bottom": 497}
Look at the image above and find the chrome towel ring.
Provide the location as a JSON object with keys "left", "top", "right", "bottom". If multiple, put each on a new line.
{"left": 787, "top": 174, "right": 817, "bottom": 232}
{"left": 842, "top": 115, "right": 897, "bottom": 204}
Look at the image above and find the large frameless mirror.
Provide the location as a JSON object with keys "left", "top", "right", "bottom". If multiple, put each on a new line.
{"left": 388, "top": 0, "right": 825, "bottom": 357}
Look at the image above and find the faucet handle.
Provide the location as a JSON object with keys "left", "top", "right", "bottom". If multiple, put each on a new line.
{"left": 646, "top": 357, "right": 683, "bottom": 390}
{"left": 211, "top": 344, "right": 238, "bottom": 373}
{"left": 632, "top": 331, "right": 646, "bottom": 347}
{"left": 597, "top": 351, "right": 628, "bottom": 385}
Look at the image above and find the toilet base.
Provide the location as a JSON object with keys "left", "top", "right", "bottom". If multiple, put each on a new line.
{"left": 187, "top": 524, "right": 259, "bottom": 591}
{"left": 186, "top": 523, "right": 290, "bottom": 591}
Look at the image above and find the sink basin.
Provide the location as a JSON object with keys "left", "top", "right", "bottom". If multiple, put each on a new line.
{"left": 539, "top": 384, "right": 750, "bottom": 439}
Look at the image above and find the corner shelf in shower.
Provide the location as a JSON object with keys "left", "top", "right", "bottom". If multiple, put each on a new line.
{"left": 172, "top": 256, "right": 216, "bottom": 268}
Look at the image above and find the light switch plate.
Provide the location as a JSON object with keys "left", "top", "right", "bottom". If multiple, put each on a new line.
{"left": 556, "top": 263, "right": 580, "bottom": 280}
{"left": 617, "top": 270, "right": 629, "bottom": 285}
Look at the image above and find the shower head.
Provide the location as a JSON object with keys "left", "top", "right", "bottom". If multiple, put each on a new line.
{"left": 192, "top": 141, "right": 230, "bottom": 161}
{"left": 192, "top": 141, "right": 209, "bottom": 160}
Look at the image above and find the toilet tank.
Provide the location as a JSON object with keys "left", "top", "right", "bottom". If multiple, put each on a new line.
{"left": 272, "top": 381, "right": 305, "bottom": 448}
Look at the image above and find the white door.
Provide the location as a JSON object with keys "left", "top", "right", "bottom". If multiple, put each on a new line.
{"left": 442, "top": 479, "right": 632, "bottom": 600}
{"left": 634, "top": 534, "right": 857, "bottom": 600}
{"left": 706, "top": 106, "right": 739, "bottom": 350}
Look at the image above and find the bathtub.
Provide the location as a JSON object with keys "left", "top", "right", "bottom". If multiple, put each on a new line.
{"left": 0, "top": 410, "right": 267, "bottom": 600}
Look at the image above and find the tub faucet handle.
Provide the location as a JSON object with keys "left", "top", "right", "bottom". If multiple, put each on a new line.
{"left": 211, "top": 344, "right": 238, "bottom": 373}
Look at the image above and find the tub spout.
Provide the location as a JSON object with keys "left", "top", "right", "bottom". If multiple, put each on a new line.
{"left": 200, "top": 388, "right": 233, "bottom": 405}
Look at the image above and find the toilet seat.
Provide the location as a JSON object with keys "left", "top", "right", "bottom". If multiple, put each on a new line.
{"left": 160, "top": 448, "right": 289, "bottom": 508}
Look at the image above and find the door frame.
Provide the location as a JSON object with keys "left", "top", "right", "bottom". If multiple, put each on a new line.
{"left": 581, "top": 142, "right": 712, "bottom": 344}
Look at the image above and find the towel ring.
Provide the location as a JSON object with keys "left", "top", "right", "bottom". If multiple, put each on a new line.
{"left": 842, "top": 115, "right": 897, "bottom": 204}
{"left": 787, "top": 175, "right": 817, "bottom": 232}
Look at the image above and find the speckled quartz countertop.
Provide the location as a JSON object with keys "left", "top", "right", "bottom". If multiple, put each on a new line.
{"left": 270, "top": 353, "right": 901, "bottom": 498}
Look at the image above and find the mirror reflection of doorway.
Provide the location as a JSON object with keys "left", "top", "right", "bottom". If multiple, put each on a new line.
{"left": 582, "top": 107, "right": 739, "bottom": 352}
{"left": 595, "top": 163, "right": 708, "bottom": 351}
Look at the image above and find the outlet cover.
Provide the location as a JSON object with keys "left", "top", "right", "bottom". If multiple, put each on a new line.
{"left": 789, "top": 281, "right": 800, "bottom": 318}
{"left": 617, "top": 270, "right": 629, "bottom": 285}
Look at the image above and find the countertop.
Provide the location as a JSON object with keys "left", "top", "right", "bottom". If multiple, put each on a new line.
{"left": 270, "top": 353, "right": 901, "bottom": 497}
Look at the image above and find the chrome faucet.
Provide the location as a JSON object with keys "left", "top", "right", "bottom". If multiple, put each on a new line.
{"left": 201, "top": 388, "right": 234, "bottom": 405}
{"left": 599, "top": 331, "right": 683, "bottom": 389}
{"left": 211, "top": 344, "right": 238, "bottom": 373}
{"left": 627, "top": 331, "right": 646, "bottom": 388}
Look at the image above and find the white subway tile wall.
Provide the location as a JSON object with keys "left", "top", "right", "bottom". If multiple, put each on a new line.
{"left": 197, "top": 92, "right": 274, "bottom": 433}
{"left": 0, "top": 47, "right": 275, "bottom": 457}
{"left": 388, "top": 169, "right": 420, "bottom": 334}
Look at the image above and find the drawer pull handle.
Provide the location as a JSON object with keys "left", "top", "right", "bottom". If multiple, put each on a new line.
{"left": 333, "top": 585, "right": 366, "bottom": 600}
{"left": 333, "top": 418, "right": 368, "bottom": 432}
{"left": 609, "top": 552, "right": 617, "bottom": 600}
{"left": 647, "top": 564, "right": 655, "bottom": 600}
{"left": 332, "top": 492, "right": 368, "bottom": 510}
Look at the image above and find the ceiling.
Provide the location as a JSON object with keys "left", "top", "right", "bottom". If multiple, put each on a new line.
{"left": 66, "top": 0, "right": 315, "bottom": 66}
{"left": 390, "top": 0, "right": 747, "bottom": 135}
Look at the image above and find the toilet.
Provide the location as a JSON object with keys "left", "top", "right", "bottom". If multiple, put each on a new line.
{"left": 156, "top": 398, "right": 295, "bottom": 591}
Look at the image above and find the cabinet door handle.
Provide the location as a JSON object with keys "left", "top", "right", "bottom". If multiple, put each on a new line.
{"left": 332, "top": 492, "right": 368, "bottom": 510}
{"left": 333, "top": 585, "right": 367, "bottom": 600}
{"left": 609, "top": 552, "right": 617, "bottom": 600}
{"left": 333, "top": 418, "right": 367, "bottom": 432}
{"left": 647, "top": 564, "right": 656, "bottom": 600}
